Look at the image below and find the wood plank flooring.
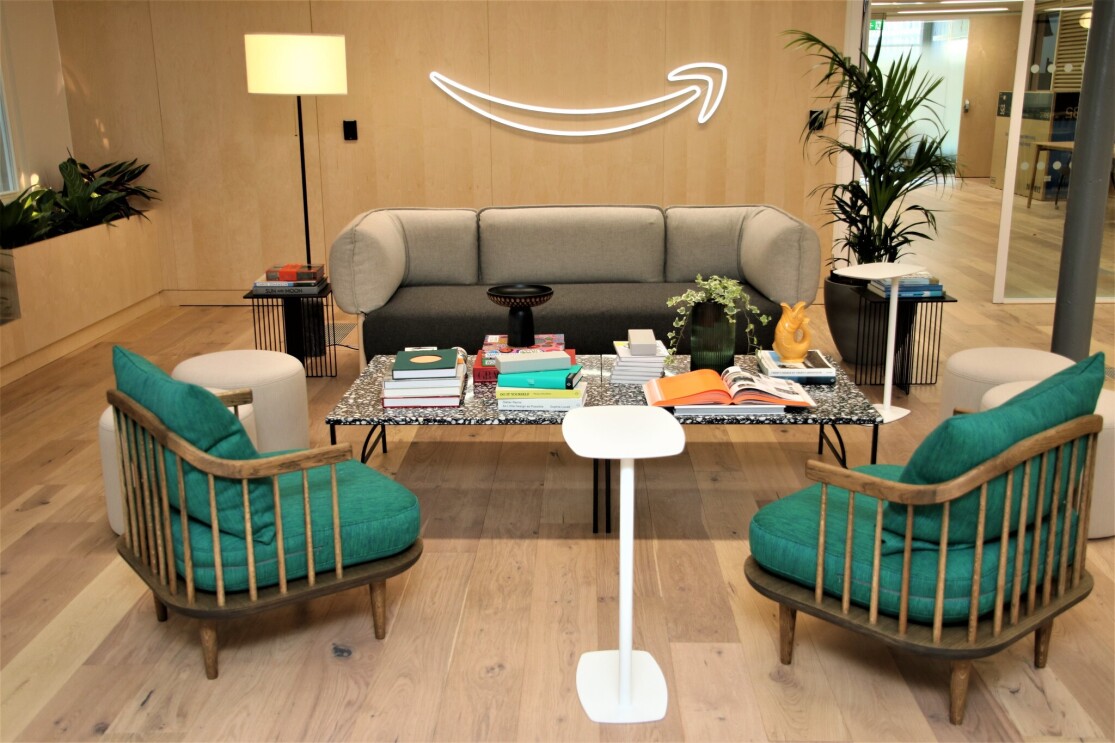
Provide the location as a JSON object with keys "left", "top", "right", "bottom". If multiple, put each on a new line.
{"left": 2, "top": 180, "right": 1113, "bottom": 741}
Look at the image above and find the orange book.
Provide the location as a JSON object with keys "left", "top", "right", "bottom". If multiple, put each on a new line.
{"left": 643, "top": 367, "right": 815, "bottom": 408}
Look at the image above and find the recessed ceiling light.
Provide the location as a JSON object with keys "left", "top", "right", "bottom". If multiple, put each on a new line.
{"left": 897, "top": 7, "right": 1010, "bottom": 12}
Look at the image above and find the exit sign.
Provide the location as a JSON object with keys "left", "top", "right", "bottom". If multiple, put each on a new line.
{"left": 869, "top": 18, "right": 883, "bottom": 30}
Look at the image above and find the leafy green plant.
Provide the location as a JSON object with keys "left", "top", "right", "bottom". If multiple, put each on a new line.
{"left": 0, "top": 156, "right": 158, "bottom": 249}
{"left": 665, "top": 274, "right": 770, "bottom": 356}
{"left": 0, "top": 187, "right": 54, "bottom": 249}
{"left": 786, "top": 30, "right": 957, "bottom": 266}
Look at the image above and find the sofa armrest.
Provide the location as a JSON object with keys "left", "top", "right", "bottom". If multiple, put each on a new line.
{"left": 328, "top": 210, "right": 406, "bottom": 314}
{"left": 739, "top": 207, "right": 820, "bottom": 305}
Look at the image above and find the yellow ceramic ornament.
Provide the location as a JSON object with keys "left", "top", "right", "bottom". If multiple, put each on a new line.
{"left": 772, "top": 301, "right": 810, "bottom": 364}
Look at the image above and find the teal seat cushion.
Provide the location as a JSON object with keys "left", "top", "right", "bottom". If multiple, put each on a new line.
{"left": 749, "top": 464, "right": 1076, "bottom": 624}
{"left": 113, "top": 346, "right": 275, "bottom": 543}
{"left": 888, "top": 353, "right": 1104, "bottom": 544}
{"left": 170, "top": 459, "right": 421, "bottom": 592}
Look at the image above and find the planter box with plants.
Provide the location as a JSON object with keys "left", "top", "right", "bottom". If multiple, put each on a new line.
{"left": 0, "top": 157, "right": 160, "bottom": 379}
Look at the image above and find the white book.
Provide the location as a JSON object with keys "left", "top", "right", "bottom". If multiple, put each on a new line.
{"left": 757, "top": 349, "right": 836, "bottom": 377}
{"left": 497, "top": 390, "right": 585, "bottom": 411}
{"left": 383, "top": 363, "right": 467, "bottom": 391}
{"left": 673, "top": 403, "right": 786, "bottom": 416}
{"left": 614, "top": 340, "right": 668, "bottom": 361}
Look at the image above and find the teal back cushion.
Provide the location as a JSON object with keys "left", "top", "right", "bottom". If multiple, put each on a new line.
{"left": 887, "top": 353, "right": 1104, "bottom": 543}
{"left": 112, "top": 346, "right": 276, "bottom": 543}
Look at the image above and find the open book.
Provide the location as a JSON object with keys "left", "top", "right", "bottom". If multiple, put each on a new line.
{"left": 643, "top": 366, "right": 816, "bottom": 408}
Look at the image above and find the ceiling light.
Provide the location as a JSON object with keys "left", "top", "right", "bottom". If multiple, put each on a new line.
{"left": 1080, "top": 10, "right": 1091, "bottom": 28}
{"left": 897, "top": 7, "right": 1010, "bottom": 13}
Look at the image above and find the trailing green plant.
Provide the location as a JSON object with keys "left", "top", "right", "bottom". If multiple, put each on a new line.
{"left": 0, "top": 155, "right": 158, "bottom": 249}
{"left": 665, "top": 274, "right": 770, "bottom": 356}
{"left": 786, "top": 29, "right": 957, "bottom": 267}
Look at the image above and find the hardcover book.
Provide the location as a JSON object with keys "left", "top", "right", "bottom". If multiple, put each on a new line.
{"left": 253, "top": 274, "right": 324, "bottom": 287}
{"left": 266, "top": 263, "right": 325, "bottom": 281}
{"left": 496, "top": 365, "right": 582, "bottom": 390}
{"left": 643, "top": 367, "right": 815, "bottom": 408}
{"left": 252, "top": 280, "right": 328, "bottom": 296}
{"left": 392, "top": 348, "right": 465, "bottom": 379}
{"left": 756, "top": 349, "right": 836, "bottom": 377}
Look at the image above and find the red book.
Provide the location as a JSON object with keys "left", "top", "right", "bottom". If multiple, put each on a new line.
{"left": 266, "top": 263, "right": 325, "bottom": 281}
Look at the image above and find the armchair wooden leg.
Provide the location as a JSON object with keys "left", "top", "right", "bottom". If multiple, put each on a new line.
{"left": 370, "top": 581, "right": 387, "bottom": 640}
{"left": 949, "top": 660, "right": 972, "bottom": 725}
{"left": 153, "top": 595, "right": 168, "bottom": 622}
{"left": 1035, "top": 620, "right": 1054, "bottom": 668}
{"left": 779, "top": 604, "right": 797, "bottom": 665}
{"left": 199, "top": 620, "right": 219, "bottom": 680}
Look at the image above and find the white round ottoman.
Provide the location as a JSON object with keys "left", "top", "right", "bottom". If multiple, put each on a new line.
{"left": 99, "top": 400, "right": 257, "bottom": 535}
{"left": 171, "top": 350, "right": 309, "bottom": 454}
{"left": 981, "top": 381, "right": 1114, "bottom": 540}
{"left": 938, "top": 348, "right": 1073, "bottom": 421}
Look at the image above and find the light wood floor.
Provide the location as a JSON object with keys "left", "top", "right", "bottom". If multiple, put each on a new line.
{"left": 1, "top": 180, "right": 1112, "bottom": 742}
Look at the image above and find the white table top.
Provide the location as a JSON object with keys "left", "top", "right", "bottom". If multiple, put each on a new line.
{"left": 834, "top": 262, "right": 925, "bottom": 281}
{"left": 562, "top": 406, "right": 685, "bottom": 460}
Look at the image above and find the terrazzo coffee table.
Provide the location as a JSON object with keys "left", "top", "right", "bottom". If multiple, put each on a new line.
{"left": 327, "top": 354, "right": 883, "bottom": 530}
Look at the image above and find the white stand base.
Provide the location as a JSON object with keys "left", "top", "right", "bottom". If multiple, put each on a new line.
{"left": 576, "top": 650, "right": 668, "bottom": 723}
{"left": 875, "top": 403, "right": 911, "bottom": 423}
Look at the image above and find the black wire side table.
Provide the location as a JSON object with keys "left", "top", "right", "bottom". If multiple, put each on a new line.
{"left": 852, "top": 287, "right": 956, "bottom": 393}
{"left": 244, "top": 283, "right": 337, "bottom": 377}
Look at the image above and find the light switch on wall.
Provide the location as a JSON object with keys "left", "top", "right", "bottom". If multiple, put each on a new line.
{"left": 343, "top": 120, "right": 358, "bottom": 140}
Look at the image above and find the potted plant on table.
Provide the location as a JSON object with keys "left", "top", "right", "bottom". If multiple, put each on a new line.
{"left": 666, "top": 274, "right": 770, "bottom": 372}
{"left": 786, "top": 29, "right": 957, "bottom": 363}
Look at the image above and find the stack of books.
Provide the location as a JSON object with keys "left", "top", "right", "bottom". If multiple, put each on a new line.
{"left": 867, "top": 270, "right": 944, "bottom": 298}
{"left": 495, "top": 352, "right": 586, "bottom": 411}
{"left": 253, "top": 263, "right": 327, "bottom": 296}
{"left": 610, "top": 338, "right": 668, "bottom": 384}
{"left": 756, "top": 349, "right": 836, "bottom": 385}
{"left": 643, "top": 365, "right": 815, "bottom": 416}
{"left": 473, "top": 333, "right": 576, "bottom": 383}
{"left": 381, "top": 348, "right": 467, "bottom": 408}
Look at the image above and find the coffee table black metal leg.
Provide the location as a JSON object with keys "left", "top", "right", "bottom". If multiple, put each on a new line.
{"left": 605, "top": 459, "right": 612, "bottom": 534}
{"left": 818, "top": 423, "right": 849, "bottom": 468}
{"left": 592, "top": 459, "right": 600, "bottom": 534}
{"left": 359, "top": 424, "right": 387, "bottom": 463}
{"left": 871, "top": 422, "right": 879, "bottom": 465}
{"left": 330, "top": 424, "right": 337, "bottom": 445}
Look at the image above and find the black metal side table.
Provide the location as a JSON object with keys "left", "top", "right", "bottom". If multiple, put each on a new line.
{"left": 244, "top": 283, "right": 337, "bottom": 377}
{"left": 852, "top": 287, "right": 957, "bottom": 393}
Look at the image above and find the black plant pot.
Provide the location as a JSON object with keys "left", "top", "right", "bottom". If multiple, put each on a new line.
{"left": 824, "top": 271, "right": 917, "bottom": 368}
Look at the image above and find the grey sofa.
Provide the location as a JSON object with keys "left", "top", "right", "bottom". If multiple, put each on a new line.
{"left": 329, "top": 205, "right": 820, "bottom": 361}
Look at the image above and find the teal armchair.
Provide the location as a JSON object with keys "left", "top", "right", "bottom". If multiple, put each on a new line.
{"left": 108, "top": 346, "right": 422, "bottom": 678}
{"left": 745, "top": 354, "right": 1105, "bottom": 724}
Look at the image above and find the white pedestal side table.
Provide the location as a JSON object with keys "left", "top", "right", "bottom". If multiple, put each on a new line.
{"left": 561, "top": 406, "right": 685, "bottom": 723}
{"left": 834, "top": 262, "right": 924, "bottom": 423}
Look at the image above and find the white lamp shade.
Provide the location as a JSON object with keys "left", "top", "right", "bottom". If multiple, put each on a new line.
{"left": 245, "top": 34, "right": 347, "bottom": 95}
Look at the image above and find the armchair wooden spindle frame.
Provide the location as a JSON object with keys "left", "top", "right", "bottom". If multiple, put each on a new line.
{"left": 745, "top": 414, "right": 1102, "bottom": 724}
{"left": 108, "top": 388, "right": 422, "bottom": 679}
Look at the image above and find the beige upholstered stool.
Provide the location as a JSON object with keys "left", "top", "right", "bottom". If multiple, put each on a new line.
{"left": 171, "top": 350, "right": 309, "bottom": 453}
{"left": 938, "top": 347, "right": 1073, "bottom": 422}
{"left": 99, "top": 400, "right": 257, "bottom": 535}
{"left": 981, "top": 381, "right": 1114, "bottom": 540}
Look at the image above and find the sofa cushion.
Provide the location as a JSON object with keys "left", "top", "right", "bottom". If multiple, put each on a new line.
{"left": 112, "top": 346, "right": 275, "bottom": 544}
{"left": 665, "top": 206, "right": 746, "bottom": 282}
{"left": 479, "top": 206, "right": 665, "bottom": 284}
{"left": 749, "top": 464, "right": 1077, "bottom": 623}
{"left": 394, "top": 208, "right": 479, "bottom": 286}
{"left": 887, "top": 353, "right": 1104, "bottom": 543}
{"left": 329, "top": 210, "right": 407, "bottom": 313}
{"left": 170, "top": 459, "right": 421, "bottom": 592}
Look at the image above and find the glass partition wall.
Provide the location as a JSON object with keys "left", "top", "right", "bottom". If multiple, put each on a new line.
{"left": 996, "top": 0, "right": 1112, "bottom": 302}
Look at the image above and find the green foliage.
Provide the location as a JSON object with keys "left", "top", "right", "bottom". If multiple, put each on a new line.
{"left": 0, "top": 187, "right": 54, "bottom": 249}
{"left": 665, "top": 274, "right": 770, "bottom": 356}
{"left": 0, "top": 156, "right": 158, "bottom": 249}
{"left": 786, "top": 29, "right": 958, "bottom": 266}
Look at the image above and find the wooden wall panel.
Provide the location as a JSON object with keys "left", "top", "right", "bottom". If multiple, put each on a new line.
{"left": 486, "top": 1, "right": 667, "bottom": 205}
{"left": 147, "top": 1, "right": 314, "bottom": 288}
{"left": 957, "top": 13, "right": 1020, "bottom": 178}
{"left": 54, "top": 0, "right": 174, "bottom": 289}
{"left": 313, "top": 1, "right": 492, "bottom": 245}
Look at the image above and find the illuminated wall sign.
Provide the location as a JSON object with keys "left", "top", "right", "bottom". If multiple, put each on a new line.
{"left": 429, "top": 63, "right": 727, "bottom": 137}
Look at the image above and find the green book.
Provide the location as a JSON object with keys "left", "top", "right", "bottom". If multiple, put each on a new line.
{"left": 392, "top": 348, "right": 463, "bottom": 379}
{"left": 497, "top": 364, "right": 583, "bottom": 389}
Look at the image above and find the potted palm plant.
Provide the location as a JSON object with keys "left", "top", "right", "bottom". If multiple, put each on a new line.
{"left": 786, "top": 30, "right": 957, "bottom": 363}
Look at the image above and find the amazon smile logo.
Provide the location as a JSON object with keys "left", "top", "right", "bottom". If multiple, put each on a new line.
{"left": 429, "top": 63, "right": 727, "bottom": 137}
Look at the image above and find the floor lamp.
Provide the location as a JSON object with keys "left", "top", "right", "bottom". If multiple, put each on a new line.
{"left": 245, "top": 33, "right": 347, "bottom": 265}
